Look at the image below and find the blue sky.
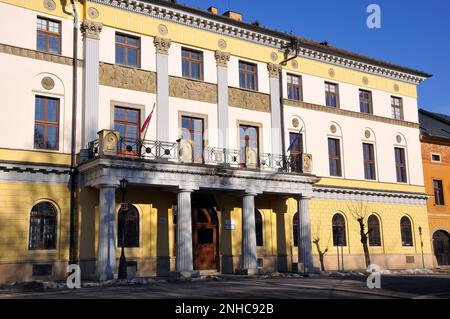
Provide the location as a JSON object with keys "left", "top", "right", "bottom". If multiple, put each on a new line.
{"left": 178, "top": 0, "right": 449, "bottom": 115}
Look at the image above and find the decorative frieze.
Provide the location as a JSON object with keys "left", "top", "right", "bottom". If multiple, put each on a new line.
{"left": 169, "top": 77, "right": 217, "bottom": 104}
{"left": 267, "top": 63, "right": 281, "bottom": 78}
{"left": 229, "top": 88, "right": 270, "bottom": 113}
{"left": 214, "top": 50, "right": 230, "bottom": 68}
{"left": 153, "top": 37, "right": 172, "bottom": 54}
{"left": 81, "top": 20, "right": 103, "bottom": 40}
{"left": 284, "top": 99, "right": 420, "bottom": 129}
{"left": 99, "top": 63, "right": 156, "bottom": 93}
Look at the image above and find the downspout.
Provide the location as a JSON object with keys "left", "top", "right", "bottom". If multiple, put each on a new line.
{"left": 69, "top": 0, "right": 79, "bottom": 265}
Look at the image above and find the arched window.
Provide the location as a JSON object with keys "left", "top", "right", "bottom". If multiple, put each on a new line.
{"left": 29, "top": 202, "right": 57, "bottom": 250}
{"left": 332, "top": 213, "right": 346, "bottom": 246}
{"left": 293, "top": 212, "right": 299, "bottom": 247}
{"left": 118, "top": 204, "right": 139, "bottom": 248}
{"left": 400, "top": 216, "right": 413, "bottom": 247}
{"left": 255, "top": 210, "right": 263, "bottom": 247}
{"left": 368, "top": 215, "right": 381, "bottom": 246}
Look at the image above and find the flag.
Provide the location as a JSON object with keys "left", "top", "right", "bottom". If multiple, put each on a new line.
{"left": 140, "top": 103, "right": 156, "bottom": 139}
{"left": 287, "top": 126, "right": 303, "bottom": 153}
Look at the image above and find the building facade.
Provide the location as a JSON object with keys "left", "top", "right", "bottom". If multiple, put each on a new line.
{"left": 0, "top": 0, "right": 435, "bottom": 283}
{"left": 419, "top": 109, "right": 450, "bottom": 266}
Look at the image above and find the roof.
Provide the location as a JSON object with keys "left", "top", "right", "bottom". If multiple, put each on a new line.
{"left": 148, "top": 0, "right": 432, "bottom": 79}
{"left": 419, "top": 109, "right": 450, "bottom": 141}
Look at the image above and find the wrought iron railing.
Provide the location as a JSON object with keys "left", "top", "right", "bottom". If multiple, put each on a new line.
{"left": 87, "top": 137, "right": 305, "bottom": 173}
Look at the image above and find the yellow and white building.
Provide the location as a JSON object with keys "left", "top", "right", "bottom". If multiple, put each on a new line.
{"left": 0, "top": 0, "right": 436, "bottom": 283}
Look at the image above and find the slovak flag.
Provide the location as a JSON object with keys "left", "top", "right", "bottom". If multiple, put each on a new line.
{"left": 140, "top": 103, "right": 156, "bottom": 138}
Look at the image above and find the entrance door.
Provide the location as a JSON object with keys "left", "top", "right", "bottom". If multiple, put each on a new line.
{"left": 193, "top": 208, "right": 217, "bottom": 270}
{"left": 433, "top": 230, "right": 450, "bottom": 266}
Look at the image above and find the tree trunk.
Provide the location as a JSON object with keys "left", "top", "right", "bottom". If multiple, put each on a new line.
{"left": 313, "top": 239, "right": 327, "bottom": 271}
{"left": 357, "top": 217, "right": 371, "bottom": 267}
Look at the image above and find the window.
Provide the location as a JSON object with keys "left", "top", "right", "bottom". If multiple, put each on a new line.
{"left": 289, "top": 132, "right": 303, "bottom": 173}
{"left": 431, "top": 154, "right": 441, "bottom": 162}
{"left": 239, "top": 61, "right": 258, "bottom": 91}
{"left": 400, "top": 216, "right": 413, "bottom": 247}
{"left": 328, "top": 138, "right": 342, "bottom": 177}
{"left": 29, "top": 202, "right": 57, "bottom": 250}
{"left": 182, "top": 48, "right": 203, "bottom": 80}
{"left": 395, "top": 147, "right": 408, "bottom": 183}
{"left": 118, "top": 204, "right": 139, "bottom": 248}
{"left": 239, "top": 125, "right": 259, "bottom": 167}
{"left": 368, "top": 215, "right": 381, "bottom": 246}
{"left": 391, "top": 97, "right": 403, "bottom": 120}
{"left": 115, "top": 33, "right": 140, "bottom": 67}
{"left": 255, "top": 210, "right": 263, "bottom": 247}
{"left": 114, "top": 106, "right": 140, "bottom": 153}
{"left": 287, "top": 74, "right": 302, "bottom": 101}
{"left": 325, "top": 82, "right": 339, "bottom": 108}
{"left": 363, "top": 143, "right": 376, "bottom": 180}
{"left": 37, "top": 17, "right": 61, "bottom": 54}
{"left": 433, "top": 180, "right": 445, "bottom": 206}
{"left": 293, "top": 212, "right": 299, "bottom": 247}
{"left": 181, "top": 116, "right": 204, "bottom": 163}
{"left": 34, "top": 96, "right": 59, "bottom": 150}
{"left": 359, "top": 90, "right": 373, "bottom": 114}
{"left": 332, "top": 213, "right": 346, "bottom": 246}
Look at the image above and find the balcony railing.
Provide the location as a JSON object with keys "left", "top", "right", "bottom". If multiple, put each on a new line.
{"left": 87, "top": 132, "right": 311, "bottom": 174}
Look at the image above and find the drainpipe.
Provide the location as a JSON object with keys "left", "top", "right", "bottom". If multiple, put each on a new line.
{"left": 69, "top": 0, "right": 79, "bottom": 265}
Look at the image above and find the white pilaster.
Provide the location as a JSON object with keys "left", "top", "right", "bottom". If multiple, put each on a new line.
{"left": 267, "top": 63, "right": 282, "bottom": 155}
{"left": 154, "top": 37, "right": 171, "bottom": 142}
{"left": 215, "top": 50, "right": 230, "bottom": 149}
{"left": 242, "top": 192, "right": 258, "bottom": 271}
{"left": 98, "top": 185, "right": 117, "bottom": 280}
{"left": 297, "top": 195, "right": 314, "bottom": 272}
{"left": 176, "top": 188, "right": 194, "bottom": 273}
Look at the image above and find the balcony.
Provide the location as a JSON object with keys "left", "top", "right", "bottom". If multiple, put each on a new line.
{"left": 84, "top": 130, "right": 312, "bottom": 175}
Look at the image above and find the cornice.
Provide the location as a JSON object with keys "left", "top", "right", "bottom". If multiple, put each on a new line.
{"left": 91, "top": 0, "right": 427, "bottom": 84}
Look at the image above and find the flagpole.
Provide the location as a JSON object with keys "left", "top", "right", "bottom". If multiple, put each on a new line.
{"left": 142, "top": 103, "right": 156, "bottom": 141}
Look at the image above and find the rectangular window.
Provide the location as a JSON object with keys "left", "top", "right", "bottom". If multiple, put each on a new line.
{"left": 239, "top": 125, "right": 259, "bottom": 167}
{"left": 431, "top": 154, "right": 441, "bottom": 162}
{"left": 287, "top": 74, "right": 302, "bottom": 101}
{"left": 433, "top": 180, "right": 445, "bottom": 206}
{"left": 239, "top": 61, "right": 258, "bottom": 91}
{"left": 34, "top": 96, "right": 59, "bottom": 150}
{"left": 114, "top": 106, "right": 140, "bottom": 154}
{"left": 391, "top": 96, "right": 403, "bottom": 120}
{"left": 359, "top": 90, "right": 373, "bottom": 114}
{"left": 325, "top": 82, "right": 339, "bottom": 108}
{"left": 328, "top": 138, "right": 342, "bottom": 177}
{"left": 363, "top": 143, "right": 376, "bottom": 180}
{"left": 395, "top": 147, "right": 408, "bottom": 183}
{"left": 37, "top": 17, "right": 61, "bottom": 54}
{"left": 289, "top": 132, "right": 303, "bottom": 173}
{"left": 115, "top": 33, "right": 140, "bottom": 68}
{"left": 182, "top": 48, "right": 203, "bottom": 80}
{"left": 181, "top": 116, "right": 204, "bottom": 163}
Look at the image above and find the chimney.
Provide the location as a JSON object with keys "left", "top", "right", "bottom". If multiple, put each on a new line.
{"left": 208, "top": 6, "right": 218, "bottom": 15}
{"left": 223, "top": 10, "right": 243, "bottom": 22}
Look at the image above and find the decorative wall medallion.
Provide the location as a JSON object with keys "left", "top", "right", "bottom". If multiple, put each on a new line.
{"left": 218, "top": 39, "right": 227, "bottom": 50}
{"left": 291, "top": 60, "right": 298, "bottom": 69}
{"left": 394, "top": 84, "right": 400, "bottom": 92}
{"left": 87, "top": 7, "right": 99, "bottom": 20}
{"left": 362, "top": 76, "right": 369, "bottom": 85}
{"left": 292, "top": 118, "right": 299, "bottom": 128}
{"left": 43, "top": 0, "right": 56, "bottom": 11}
{"left": 158, "top": 24, "right": 168, "bottom": 36}
{"left": 330, "top": 125, "right": 337, "bottom": 134}
{"left": 365, "top": 130, "right": 371, "bottom": 139}
{"left": 396, "top": 135, "right": 402, "bottom": 143}
{"left": 41, "top": 77, "right": 55, "bottom": 90}
{"left": 270, "top": 52, "right": 278, "bottom": 62}
{"left": 328, "top": 68, "right": 335, "bottom": 77}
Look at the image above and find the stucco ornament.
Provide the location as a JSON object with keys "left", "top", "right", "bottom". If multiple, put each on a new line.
{"left": 158, "top": 24, "right": 168, "bottom": 36}
{"left": 218, "top": 39, "right": 227, "bottom": 50}
{"left": 292, "top": 118, "right": 300, "bottom": 128}
{"left": 302, "top": 153, "right": 313, "bottom": 174}
{"left": 43, "top": 0, "right": 56, "bottom": 11}
{"left": 41, "top": 77, "right": 55, "bottom": 90}
{"left": 81, "top": 20, "right": 103, "bottom": 40}
{"left": 328, "top": 68, "right": 336, "bottom": 77}
{"left": 267, "top": 63, "right": 281, "bottom": 78}
{"left": 365, "top": 130, "right": 371, "bottom": 139}
{"left": 396, "top": 135, "right": 402, "bottom": 143}
{"left": 291, "top": 60, "right": 299, "bottom": 69}
{"left": 270, "top": 52, "right": 278, "bottom": 62}
{"left": 153, "top": 37, "right": 172, "bottom": 54}
{"left": 87, "top": 7, "right": 99, "bottom": 20}
{"left": 394, "top": 84, "right": 400, "bottom": 92}
{"left": 362, "top": 76, "right": 369, "bottom": 85}
{"left": 214, "top": 50, "right": 230, "bottom": 67}
{"left": 330, "top": 125, "right": 337, "bottom": 134}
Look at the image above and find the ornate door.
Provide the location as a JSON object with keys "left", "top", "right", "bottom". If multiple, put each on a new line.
{"left": 193, "top": 208, "right": 217, "bottom": 270}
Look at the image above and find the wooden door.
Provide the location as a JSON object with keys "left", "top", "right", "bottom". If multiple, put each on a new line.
{"left": 433, "top": 230, "right": 450, "bottom": 266}
{"left": 193, "top": 208, "right": 217, "bottom": 270}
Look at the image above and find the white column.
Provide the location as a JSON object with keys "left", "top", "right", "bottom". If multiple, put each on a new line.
{"left": 215, "top": 50, "right": 230, "bottom": 149}
{"left": 154, "top": 37, "right": 172, "bottom": 142}
{"left": 98, "top": 185, "right": 117, "bottom": 280}
{"left": 297, "top": 195, "right": 314, "bottom": 272}
{"left": 242, "top": 192, "right": 258, "bottom": 272}
{"left": 267, "top": 63, "right": 282, "bottom": 155}
{"left": 176, "top": 188, "right": 194, "bottom": 274}
{"left": 81, "top": 20, "right": 103, "bottom": 147}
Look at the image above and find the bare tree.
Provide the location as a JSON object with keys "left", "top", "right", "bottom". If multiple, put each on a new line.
{"left": 312, "top": 223, "right": 330, "bottom": 271}
{"left": 347, "top": 202, "right": 371, "bottom": 267}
